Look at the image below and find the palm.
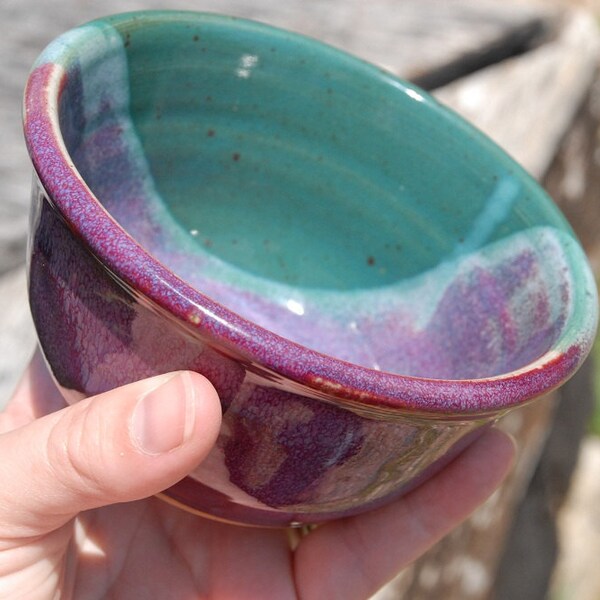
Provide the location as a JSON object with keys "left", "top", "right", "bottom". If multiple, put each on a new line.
{"left": 66, "top": 498, "right": 297, "bottom": 598}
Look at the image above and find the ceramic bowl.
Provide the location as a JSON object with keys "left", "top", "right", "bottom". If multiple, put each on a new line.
{"left": 24, "top": 11, "right": 598, "bottom": 527}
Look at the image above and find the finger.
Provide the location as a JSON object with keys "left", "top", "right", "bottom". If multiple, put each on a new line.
{"left": 294, "top": 428, "right": 516, "bottom": 600}
{"left": 0, "top": 370, "right": 222, "bottom": 541}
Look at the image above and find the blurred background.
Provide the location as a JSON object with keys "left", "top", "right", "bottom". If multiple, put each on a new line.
{"left": 1, "top": 1, "right": 599, "bottom": 598}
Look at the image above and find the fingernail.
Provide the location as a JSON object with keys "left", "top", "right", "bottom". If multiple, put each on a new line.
{"left": 131, "top": 372, "right": 196, "bottom": 455}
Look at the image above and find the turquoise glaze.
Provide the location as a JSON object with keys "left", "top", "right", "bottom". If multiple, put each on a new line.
{"left": 24, "top": 12, "right": 598, "bottom": 525}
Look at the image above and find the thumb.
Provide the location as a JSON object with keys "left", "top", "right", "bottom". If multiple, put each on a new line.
{"left": 0, "top": 371, "right": 222, "bottom": 539}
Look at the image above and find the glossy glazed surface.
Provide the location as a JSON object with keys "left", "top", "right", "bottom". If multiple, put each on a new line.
{"left": 25, "top": 12, "right": 598, "bottom": 525}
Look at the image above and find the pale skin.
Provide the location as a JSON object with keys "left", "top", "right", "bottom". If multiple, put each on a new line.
{"left": 0, "top": 351, "right": 515, "bottom": 599}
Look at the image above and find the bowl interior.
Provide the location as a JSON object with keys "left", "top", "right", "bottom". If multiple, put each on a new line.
{"left": 56, "top": 13, "right": 595, "bottom": 380}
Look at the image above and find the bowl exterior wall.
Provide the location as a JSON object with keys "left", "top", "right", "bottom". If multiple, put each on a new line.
{"left": 28, "top": 184, "right": 487, "bottom": 526}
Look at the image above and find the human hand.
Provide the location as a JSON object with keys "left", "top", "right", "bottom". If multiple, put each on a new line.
{"left": 0, "top": 352, "right": 515, "bottom": 599}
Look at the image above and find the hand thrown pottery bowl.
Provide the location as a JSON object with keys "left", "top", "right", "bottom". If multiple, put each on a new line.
{"left": 24, "top": 11, "right": 598, "bottom": 527}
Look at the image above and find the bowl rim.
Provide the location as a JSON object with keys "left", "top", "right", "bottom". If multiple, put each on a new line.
{"left": 23, "top": 10, "right": 599, "bottom": 416}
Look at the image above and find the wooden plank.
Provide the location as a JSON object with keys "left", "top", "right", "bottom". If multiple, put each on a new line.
{"left": 435, "top": 9, "right": 600, "bottom": 179}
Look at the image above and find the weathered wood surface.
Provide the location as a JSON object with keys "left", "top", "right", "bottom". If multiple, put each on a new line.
{"left": 0, "top": 2, "right": 597, "bottom": 599}
{"left": 436, "top": 9, "right": 600, "bottom": 180}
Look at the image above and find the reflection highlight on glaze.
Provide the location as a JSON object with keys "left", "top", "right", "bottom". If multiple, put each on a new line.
{"left": 236, "top": 53, "right": 259, "bottom": 78}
